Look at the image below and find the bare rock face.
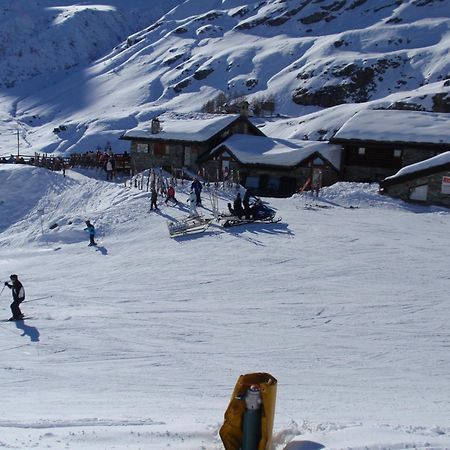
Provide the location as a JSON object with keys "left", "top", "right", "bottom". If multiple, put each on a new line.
{"left": 292, "top": 57, "right": 409, "bottom": 107}
{"left": 432, "top": 93, "right": 450, "bottom": 112}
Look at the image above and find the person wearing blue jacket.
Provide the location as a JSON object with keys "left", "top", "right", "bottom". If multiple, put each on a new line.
{"left": 84, "top": 220, "right": 97, "bottom": 246}
{"left": 191, "top": 177, "right": 203, "bottom": 206}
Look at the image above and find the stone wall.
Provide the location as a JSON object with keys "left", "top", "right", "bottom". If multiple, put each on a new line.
{"left": 344, "top": 165, "right": 397, "bottom": 182}
{"left": 130, "top": 141, "right": 205, "bottom": 173}
{"left": 401, "top": 147, "right": 438, "bottom": 166}
{"left": 384, "top": 170, "right": 450, "bottom": 207}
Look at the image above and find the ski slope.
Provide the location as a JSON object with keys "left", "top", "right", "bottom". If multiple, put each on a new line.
{"left": 0, "top": 164, "right": 449, "bottom": 449}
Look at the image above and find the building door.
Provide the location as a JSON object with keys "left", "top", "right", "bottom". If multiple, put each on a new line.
{"left": 279, "top": 176, "right": 297, "bottom": 197}
{"left": 222, "top": 159, "right": 230, "bottom": 180}
{"left": 184, "top": 146, "right": 191, "bottom": 167}
{"left": 409, "top": 184, "right": 428, "bottom": 202}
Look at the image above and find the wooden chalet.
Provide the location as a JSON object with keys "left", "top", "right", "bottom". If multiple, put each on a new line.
{"left": 200, "top": 134, "right": 341, "bottom": 197}
{"left": 331, "top": 109, "right": 450, "bottom": 182}
{"left": 379, "top": 151, "right": 450, "bottom": 207}
{"left": 120, "top": 110, "right": 264, "bottom": 174}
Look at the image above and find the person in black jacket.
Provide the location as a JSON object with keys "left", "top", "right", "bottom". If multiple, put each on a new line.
{"left": 150, "top": 187, "right": 158, "bottom": 211}
{"left": 4, "top": 274, "right": 25, "bottom": 321}
{"left": 243, "top": 189, "right": 258, "bottom": 219}
{"left": 233, "top": 192, "right": 245, "bottom": 218}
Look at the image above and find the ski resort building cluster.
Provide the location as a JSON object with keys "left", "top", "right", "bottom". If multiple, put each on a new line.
{"left": 120, "top": 108, "right": 450, "bottom": 206}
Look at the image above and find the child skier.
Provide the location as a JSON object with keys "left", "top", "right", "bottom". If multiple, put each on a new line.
{"left": 165, "top": 185, "right": 178, "bottom": 205}
{"left": 188, "top": 189, "right": 198, "bottom": 217}
{"left": 84, "top": 220, "right": 97, "bottom": 246}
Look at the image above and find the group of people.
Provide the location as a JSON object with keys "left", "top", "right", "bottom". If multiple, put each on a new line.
{"left": 228, "top": 189, "right": 260, "bottom": 219}
{"left": 149, "top": 177, "right": 203, "bottom": 217}
{"left": 150, "top": 184, "right": 179, "bottom": 211}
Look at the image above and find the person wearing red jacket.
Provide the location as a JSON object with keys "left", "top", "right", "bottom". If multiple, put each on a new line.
{"left": 165, "top": 185, "right": 179, "bottom": 205}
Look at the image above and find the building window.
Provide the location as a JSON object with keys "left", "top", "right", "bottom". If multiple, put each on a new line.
{"left": 154, "top": 142, "right": 166, "bottom": 156}
{"left": 268, "top": 177, "right": 280, "bottom": 192}
{"left": 409, "top": 184, "right": 428, "bottom": 202}
{"left": 393, "top": 149, "right": 402, "bottom": 158}
{"left": 358, "top": 147, "right": 366, "bottom": 155}
{"left": 245, "top": 176, "right": 260, "bottom": 189}
{"left": 136, "top": 143, "right": 149, "bottom": 153}
{"left": 312, "top": 157, "right": 323, "bottom": 165}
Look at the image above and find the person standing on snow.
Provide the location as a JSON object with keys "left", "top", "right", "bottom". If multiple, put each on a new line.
{"left": 165, "top": 185, "right": 178, "bottom": 205}
{"left": 191, "top": 177, "right": 203, "bottom": 206}
{"left": 150, "top": 187, "right": 158, "bottom": 211}
{"left": 105, "top": 158, "right": 114, "bottom": 181}
{"left": 4, "top": 274, "right": 25, "bottom": 321}
{"left": 84, "top": 220, "right": 97, "bottom": 246}
{"left": 188, "top": 189, "right": 198, "bottom": 217}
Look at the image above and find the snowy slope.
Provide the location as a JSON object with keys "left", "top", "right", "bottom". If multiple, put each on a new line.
{"left": 0, "top": 164, "right": 450, "bottom": 449}
{"left": 0, "top": 0, "right": 449, "bottom": 155}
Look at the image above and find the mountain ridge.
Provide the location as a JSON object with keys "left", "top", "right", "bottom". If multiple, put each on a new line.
{"left": 0, "top": 0, "right": 448, "bottom": 155}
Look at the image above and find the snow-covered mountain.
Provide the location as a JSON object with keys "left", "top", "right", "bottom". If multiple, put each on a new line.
{"left": 0, "top": 0, "right": 449, "bottom": 155}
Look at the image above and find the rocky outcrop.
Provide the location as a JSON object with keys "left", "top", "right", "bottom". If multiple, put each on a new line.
{"left": 293, "top": 57, "right": 407, "bottom": 107}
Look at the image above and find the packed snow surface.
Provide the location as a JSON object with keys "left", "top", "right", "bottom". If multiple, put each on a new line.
{"left": 0, "top": 164, "right": 449, "bottom": 449}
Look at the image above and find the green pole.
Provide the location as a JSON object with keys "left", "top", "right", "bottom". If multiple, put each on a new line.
{"left": 242, "top": 385, "right": 262, "bottom": 450}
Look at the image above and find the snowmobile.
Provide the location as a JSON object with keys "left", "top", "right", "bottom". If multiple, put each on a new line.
{"left": 219, "top": 198, "right": 280, "bottom": 228}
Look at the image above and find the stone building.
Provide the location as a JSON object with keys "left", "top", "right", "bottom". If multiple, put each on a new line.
{"left": 379, "top": 152, "right": 450, "bottom": 207}
{"left": 120, "top": 110, "right": 263, "bottom": 174}
{"left": 331, "top": 109, "right": 450, "bottom": 182}
{"left": 200, "top": 134, "right": 341, "bottom": 197}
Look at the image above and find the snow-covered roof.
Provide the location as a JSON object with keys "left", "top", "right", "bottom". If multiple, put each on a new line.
{"left": 333, "top": 110, "right": 450, "bottom": 145}
{"left": 122, "top": 112, "right": 241, "bottom": 142}
{"left": 383, "top": 151, "right": 450, "bottom": 182}
{"left": 213, "top": 134, "right": 341, "bottom": 169}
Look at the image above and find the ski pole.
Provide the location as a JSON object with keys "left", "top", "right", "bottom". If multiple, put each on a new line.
{"left": 24, "top": 295, "right": 53, "bottom": 304}
{"left": 0, "top": 285, "right": 6, "bottom": 296}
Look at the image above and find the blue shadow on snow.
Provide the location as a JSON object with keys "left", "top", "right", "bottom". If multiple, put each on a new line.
{"left": 15, "top": 320, "right": 40, "bottom": 342}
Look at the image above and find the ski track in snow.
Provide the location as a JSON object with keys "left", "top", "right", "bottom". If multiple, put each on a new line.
{"left": 0, "top": 165, "right": 450, "bottom": 449}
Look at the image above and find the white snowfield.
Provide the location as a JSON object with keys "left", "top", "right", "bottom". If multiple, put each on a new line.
{"left": 0, "top": 164, "right": 449, "bottom": 450}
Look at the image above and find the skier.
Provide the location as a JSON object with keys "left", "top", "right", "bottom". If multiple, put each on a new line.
{"left": 150, "top": 187, "right": 158, "bottom": 211}
{"left": 191, "top": 177, "right": 203, "bottom": 206}
{"left": 165, "top": 185, "right": 178, "bottom": 205}
{"left": 188, "top": 189, "right": 198, "bottom": 217}
{"left": 84, "top": 220, "right": 97, "bottom": 246}
{"left": 4, "top": 274, "right": 25, "bottom": 321}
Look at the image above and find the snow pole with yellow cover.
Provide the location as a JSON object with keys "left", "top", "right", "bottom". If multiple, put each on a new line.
{"left": 220, "top": 372, "right": 277, "bottom": 450}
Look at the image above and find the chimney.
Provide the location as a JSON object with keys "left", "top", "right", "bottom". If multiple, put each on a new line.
{"left": 240, "top": 101, "right": 249, "bottom": 117}
{"left": 151, "top": 117, "right": 161, "bottom": 134}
